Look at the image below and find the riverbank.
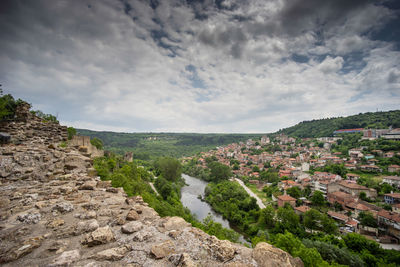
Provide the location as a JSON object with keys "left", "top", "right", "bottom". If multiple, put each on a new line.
{"left": 181, "top": 174, "right": 251, "bottom": 245}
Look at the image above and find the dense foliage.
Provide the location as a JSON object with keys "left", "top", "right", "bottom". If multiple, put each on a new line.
{"left": 31, "top": 110, "right": 59, "bottom": 123}
{"left": 277, "top": 110, "right": 400, "bottom": 137}
{"left": 93, "top": 154, "right": 239, "bottom": 243}
{"left": 90, "top": 137, "right": 103, "bottom": 150}
{"left": 77, "top": 129, "right": 265, "bottom": 158}
{"left": 0, "top": 93, "right": 24, "bottom": 120}
{"left": 205, "top": 181, "right": 259, "bottom": 235}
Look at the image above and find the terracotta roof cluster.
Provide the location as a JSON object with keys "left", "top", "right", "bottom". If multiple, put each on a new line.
{"left": 378, "top": 210, "right": 400, "bottom": 223}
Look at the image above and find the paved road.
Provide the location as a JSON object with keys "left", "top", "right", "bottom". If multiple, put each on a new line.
{"left": 149, "top": 182, "right": 159, "bottom": 196}
{"left": 233, "top": 178, "right": 266, "bottom": 209}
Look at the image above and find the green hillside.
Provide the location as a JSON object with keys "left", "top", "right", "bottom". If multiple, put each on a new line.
{"left": 77, "top": 129, "right": 264, "bottom": 158}
{"left": 277, "top": 110, "right": 400, "bottom": 138}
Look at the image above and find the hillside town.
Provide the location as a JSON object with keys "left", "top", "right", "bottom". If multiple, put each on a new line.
{"left": 184, "top": 129, "right": 400, "bottom": 246}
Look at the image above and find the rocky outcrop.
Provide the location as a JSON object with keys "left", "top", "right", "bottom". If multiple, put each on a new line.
{"left": 0, "top": 117, "right": 302, "bottom": 266}
{"left": 0, "top": 103, "right": 68, "bottom": 145}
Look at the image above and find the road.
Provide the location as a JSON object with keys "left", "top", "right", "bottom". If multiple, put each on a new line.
{"left": 233, "top": 178, "right": 266, "bottom": 209}
{"left": 149, "top": 182, "right": 159, "bottom": 196}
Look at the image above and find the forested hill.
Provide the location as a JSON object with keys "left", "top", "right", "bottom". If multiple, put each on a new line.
{"left": 277, "top": 110, "right": 400, "bottom": 138}
{"left": 76, "top": 129, "right": 264, "bottom": 158}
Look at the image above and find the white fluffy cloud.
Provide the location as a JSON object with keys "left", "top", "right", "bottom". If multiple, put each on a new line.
{"left": 0, "top": 0, "right": 399, "bottom": 133}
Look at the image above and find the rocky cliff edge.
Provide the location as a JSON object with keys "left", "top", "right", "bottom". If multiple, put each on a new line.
{"left": 0, "top": 109, "right": 303, "bottom": 267}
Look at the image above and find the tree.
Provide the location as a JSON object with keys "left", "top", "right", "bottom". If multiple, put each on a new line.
{"left": 275, "top": 206, "right": 301, "bottom": 234}
{"left": 343, "top": 233, "right": 380, "bottom": 253}
{"left": 358, "top": 211, "right": 378, "bottom": 228}
{"left": 359, "top": 191, "right": 367, "bottom": 201}
{"left": 67, "top": 127, "right": 76, "bottom": 140}
{"left": 304, "top": 209, "right": 322, "bottom": 231}
{"left": 91, "top": 137, "right": 103, "bottom": 150}
{"left": 333, "top": 201, "right": 343, "bottom": 211}
{"left": 311, "top": 191, "right": 325, "bottom": 206}
{"left": 287, "top": 186, "right": 302, "bottom": 199}
{"left": 155, "top": 157, "right": 182, "bottom": 181}
{"left": 208, "top": 161, "right": 231, "bottom": 182}
{"left": 320, "top": 214, "right": 338, "bottom": 235}
{"left": 273, "top": 231, "right": 328, "bottom": 267}
{"left": 261, "top": 205, "right": 275, "bottom": 228}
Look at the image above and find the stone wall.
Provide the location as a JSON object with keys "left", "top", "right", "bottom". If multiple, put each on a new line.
{"left": 0, "top": 103, "right": 68, "bottom": 145}
{"left": 69, "top": 135, "right": 104, "bottom": 158}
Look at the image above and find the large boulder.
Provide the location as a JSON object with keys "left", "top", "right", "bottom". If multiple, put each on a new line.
{"left": 252, "top": 242, "right": 303, "bottom": 267}
{"left": 82, "top": 226, "right": 115, "bottom": 246}
{"left": 164, "top": 216, "right": 191, "bottom": 231}
{"left": 151, "top": 240, "right": 175, "bottom": 259}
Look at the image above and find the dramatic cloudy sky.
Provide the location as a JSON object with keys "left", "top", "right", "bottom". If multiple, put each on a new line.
{"left": 1, "top": 0, "right": 399, "bottom": 133}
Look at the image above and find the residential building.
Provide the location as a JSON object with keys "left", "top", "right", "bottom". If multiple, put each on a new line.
{"left": 382, "top": 129, "right": 400, "bottom": 140}
{"left": 378, "top": 209, "right": 400, "bottom": 239}
{"left": 327, "top": 210, "right": 349, "bottom": 224}
{"left": 346, "top": 173, "right": 360, "bottom": 182}
{"left": 393, "top": 204, "right": 400, "bottom": 214}
{"left": 336, "top": 181, "right": 377, "bottom": 199}
{"left": 359, "top": 165, "right": 381, "bottom": 172}
{"left": 388, "top": 165, "right": 400, "bottom": 173}
{"left": 327, "top": 191, "right": 355, "bottom": 207}
{"left": 384, "top": 193, "right": 400, "bottom": 204}
{"left": 295, "top": 205, "right": 310, "bottom": 215}
{"left": 383, "top": 176, "right": 400, "bottom": 188}
{"left": 277, "top": 194, "right": 296, "bottom": 208}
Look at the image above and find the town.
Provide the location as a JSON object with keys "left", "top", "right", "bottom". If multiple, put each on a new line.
{"left": 183, "top": 128, "right": 400, "bottom": 246}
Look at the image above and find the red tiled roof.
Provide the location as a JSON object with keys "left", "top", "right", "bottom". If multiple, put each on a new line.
{"left": 329, "top": 191, "right": 353, "bottom": 199}
{"left": 355, "top": 203, "right": 369, "bottom": 211}
{"left": 277, "top": 194, "right": 296, "bottom": 201}
{"left": 346, "top": 219, "right": 358, "bottom": 226}
{"left": 327, "top": 211, "right": 349, "bottom": 222}
{"left": 385, "top": 193, "right": 400, "bottom": 198}
{"left": 295, "top": 206, "right": 310, "bottom": 213}
{"left": 378, "top": 209, "right": 400, "bottom": 223}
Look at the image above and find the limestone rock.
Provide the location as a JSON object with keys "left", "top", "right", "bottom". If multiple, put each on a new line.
{"left": 94, "top": 246, "right": 129, "bottom": 261}
{"left": 52, "top": 202, "right": 74, "bottom": 213}
{"left": 151, "top": 240, "right": 175, "bottom": 259}
{"left": 75, "top": 219, "right": 99, "bottom": 235}
{"left": 121, "top": 221, "right": 143, "bottom": 234}
{"left": 49, "top": 249, "right": 80, "bottom": 266}
{"left": 169, "top": 253, "right": 198, "bottom": 267}
{"left": 17, "top": 212, "right": 41, "bottom": 224}
{"left": 48, "top": 240, "right": 69, "bottom": 254}
{"left": 210, "top": 238, "right": 236, "bottom": 262}
{"left": 132, "top": 227, "right": 155, "bottom": 241}
{"left": 126, "top": 209, "right": 139, "bottom": 221}
{"left": 253, "top": 242, "right": 303, "bottom": 267}
{"left": 79, "top": 180, "right": 97, "bottom": 190}
{"left": 47, "top": 218, "right": 65, "bottom": 229}
{"left": 164, "top": 216, "right": 191, "bottom": 231}
{"left": 83, "top": 226, "right": 115, "bottom": 246}
{"left": 5, "top": 236, "right": 43, "bottom": 263}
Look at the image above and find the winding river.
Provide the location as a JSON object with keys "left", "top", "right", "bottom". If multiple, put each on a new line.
{"left": 181, "top": 174, "right": 249, "bottom": 244}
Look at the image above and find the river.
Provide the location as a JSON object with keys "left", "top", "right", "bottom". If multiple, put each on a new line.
{"left": 181, "top": 174, "right": 249, "bottom": 245}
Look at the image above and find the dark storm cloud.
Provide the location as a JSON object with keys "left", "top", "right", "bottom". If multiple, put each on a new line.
{"left": 279, "top": 0, "right": 371, "bottom": 35}
{"left": 198, "top": 25, "right": 247, "bottom": 58}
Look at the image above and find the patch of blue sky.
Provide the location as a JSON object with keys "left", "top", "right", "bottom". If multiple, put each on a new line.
{"left": 185, "top": 64, "right": 207, "bottom": 89}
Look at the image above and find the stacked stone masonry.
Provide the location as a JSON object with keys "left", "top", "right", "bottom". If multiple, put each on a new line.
{"left": 0, "top": 116, "right": 302, "bottom": 266}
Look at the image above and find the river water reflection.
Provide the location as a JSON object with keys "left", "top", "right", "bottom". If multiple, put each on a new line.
{"left": 181, "top": 174, "right": 249, "bottom": 244}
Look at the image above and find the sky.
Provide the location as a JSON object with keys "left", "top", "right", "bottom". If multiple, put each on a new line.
{"left": 1, "top": 0, "right": 400, "bottom": 133}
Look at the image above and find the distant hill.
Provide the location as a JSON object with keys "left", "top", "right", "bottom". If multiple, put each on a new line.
{"left": 76, "top": 129, "right": 264, "bottom": 158}
{"left": 277, "top": 110, "right": 400, "bottom": 138}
